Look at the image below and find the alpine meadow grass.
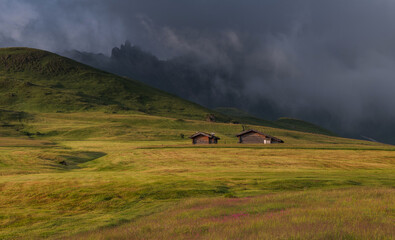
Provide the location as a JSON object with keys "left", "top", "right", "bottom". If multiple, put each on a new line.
{"left": 0, "top": 47, "right": 394, "bottom": 239}
{"left": 0, "top": 112, "right": 394, "bottom": 239}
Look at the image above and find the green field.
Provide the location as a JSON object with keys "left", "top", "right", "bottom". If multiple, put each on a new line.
{"left": 0, "top": 48, "right": 231, "bottom": 122}
{"left": 0, "top": 47, "right": 342, "bottom": 136}
{"left": 0, "top": 47, "right": 394, "bottom": 239}
{"left": 0, "top": 112, "right": 394, "bottom": 239}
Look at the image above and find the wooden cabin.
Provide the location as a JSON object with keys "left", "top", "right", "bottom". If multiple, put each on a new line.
{"left": 189, "top": 132, "right": 220, "bottom": 144}
{"left": 236, "top": 129, "right": 284, "bottom": 144}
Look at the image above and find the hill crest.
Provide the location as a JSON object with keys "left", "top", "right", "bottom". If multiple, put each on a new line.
{"left": 0, "top": 47, "right": 228, "bottom": 121}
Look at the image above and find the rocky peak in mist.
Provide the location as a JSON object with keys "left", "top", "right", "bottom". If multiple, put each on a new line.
{"left": 62, "top": 41, "right": 252, "bottom": 113}
{"left": 61, "top": 42, "right": 395, "bottom": 144}
{"left": 112, "top": 41, "right": 159, "bottom": 66}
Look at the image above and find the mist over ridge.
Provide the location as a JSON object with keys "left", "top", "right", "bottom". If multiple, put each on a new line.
{"left": 63, "top": 41, "right": 395, "bottom": 143}
{"left": 1, "top": 0, "right": 395, "bottom": 143}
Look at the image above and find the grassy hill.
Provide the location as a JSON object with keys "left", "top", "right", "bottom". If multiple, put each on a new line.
{"left": 0, "top": 47, "right": 343, "bottom": 139}
{"left": 0, "top": 48, "right": 393, "bottom": 239}
{"left": 0, "top": 112, "right": 393, "bottom": 239}
{"left": 0, "top": 47, "right": 340, "bottom": 137}
{"left": 0, "top": 47, "right": 230, "bottom": 121}
{"left": 215, "top": 107, "right": 336, "bottom": 136}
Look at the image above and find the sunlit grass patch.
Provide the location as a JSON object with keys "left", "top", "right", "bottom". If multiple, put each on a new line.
{"left": 74, "top": 187, "right": 394, "bottom": 240}
{"left": 0, "top": 111, "right": 394, "bottom": 239}
{"left": 0, "top": 137, "right": 54, "bottom": 147}
{"left": 0, "top": 147, "right": 106, "bottom": 175}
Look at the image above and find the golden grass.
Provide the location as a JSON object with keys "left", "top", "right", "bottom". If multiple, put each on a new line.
{"left": 22, "top": 112, "right": 384, "bottom": 145}
{"left": 0, "top": 113, "right": 394, "bottom": 239}
{"left": 0, "top": 137, "right": 53, "bottom": 147}
{"left": 72, "top": 187, "right": 394, "bottom": 240}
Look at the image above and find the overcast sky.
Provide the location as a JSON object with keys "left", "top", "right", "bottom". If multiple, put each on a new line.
{"left": 1, "top": 0, "right": 395, "bottom": 138}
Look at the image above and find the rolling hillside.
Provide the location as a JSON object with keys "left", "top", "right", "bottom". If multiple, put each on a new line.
{"left": 0, "top": 111, "right": 394, "bottom": 239}
{"left": 0, "top": 47, "right": 338, "bottom": 136}
{"left": 0, "top": 47, "right": 393, "bottom": 240}
{"left": 215, "top": 107, "right": 336, "bottom": 136}
{"left": 0, "top": 47, "right": 228, "bottom": 121}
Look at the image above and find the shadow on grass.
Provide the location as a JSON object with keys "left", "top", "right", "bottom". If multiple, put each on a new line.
{"left": 58, "top": 151, "right": 107, "bottom": 169}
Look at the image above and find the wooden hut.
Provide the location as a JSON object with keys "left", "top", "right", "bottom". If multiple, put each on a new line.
{"left": 189, "top": 132, "right": 220, "bottom": 144}
{"left": 236, "top": 129, "right": 284, "bottom": 144}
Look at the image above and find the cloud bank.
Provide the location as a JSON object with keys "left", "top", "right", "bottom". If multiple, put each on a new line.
{"left": 1, "top": 0, "right": 395, "bottom": 141}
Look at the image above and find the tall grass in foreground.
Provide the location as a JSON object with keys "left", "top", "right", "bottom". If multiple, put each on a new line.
{"left": 0, "top": 139, "right": 394, "bottom": 239}
{"left": 0, "top": 112, "right": 394, "bottom": 239}
{"left": 71, "top": 187, "right": 394, "bottom": 240}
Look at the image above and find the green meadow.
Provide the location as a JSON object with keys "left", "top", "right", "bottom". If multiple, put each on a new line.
{"left": 0, "top": 112, "right": 394, "bottom": 239}
{"left": 0, "top": 47, "right": 394, "bottom": 239}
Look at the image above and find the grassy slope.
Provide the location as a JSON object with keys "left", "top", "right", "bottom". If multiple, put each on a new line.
{"left": 215, "top": 107, "right": 336, "bottom": 136}
{"left": 0, "top": 47, "right": 393, "bottom": 239}
{"left": 0, "top": 112, "right": 393, "bottom": 239}
{"left": 75, "top": 188, "right": 394, "bottom": 240}
{"left": 0, "top": 47, "right": 338, "bottom": 136}
{"left": 0, "top": 47, "right": 228, "bottom": 121}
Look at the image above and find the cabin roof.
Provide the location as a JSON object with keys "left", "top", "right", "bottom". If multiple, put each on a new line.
{"left": 236, "top": 129, "right": 284, "bottom": 142}
{"left": 189, "top": 132, "right": 220, "bottom": 139}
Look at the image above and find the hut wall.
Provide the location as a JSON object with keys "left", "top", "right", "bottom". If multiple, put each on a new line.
{"left": 193, "top": 135, "right": 210, "bottom": 144}
{"left": 239, "top": 132, "right": 270, "bottom": 144}
{"left": 209, "top": 138, "right": 218, "bottom": 144}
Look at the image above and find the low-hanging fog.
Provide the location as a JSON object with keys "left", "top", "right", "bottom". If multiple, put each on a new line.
{"left": 1, "top": 0, "right": 395, "bottom": 143}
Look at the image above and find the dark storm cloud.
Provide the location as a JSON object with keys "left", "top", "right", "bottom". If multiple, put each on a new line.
{"left": 1, "top": 0, "right": 395, "bottom": 140}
